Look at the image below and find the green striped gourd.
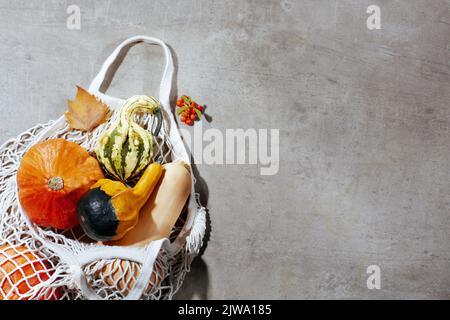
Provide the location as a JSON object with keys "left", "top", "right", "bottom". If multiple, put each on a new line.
{"left": 96, "top": 95, "right": 162, "bottom": 182}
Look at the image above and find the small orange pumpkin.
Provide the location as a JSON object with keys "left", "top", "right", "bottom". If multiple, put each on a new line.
{"left": 17, "top": 139, "right": 104, "bottom": 229}
{"left": 0, "top": 244, "right": 60, "bottom": 300}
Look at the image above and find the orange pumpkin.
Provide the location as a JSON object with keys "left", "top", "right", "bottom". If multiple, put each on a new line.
{"left": 0, "top": 244, "right": 60, "bottom": 300}
{"left": 17, "top": 139, "right": 104, "bottom": 229}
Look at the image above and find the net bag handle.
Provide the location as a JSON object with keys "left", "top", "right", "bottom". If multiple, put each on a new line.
{"left": 87, "top": 36, "right": 202, "bottom": 241}
{"left": 88, "top": 35, "right": 199, "bottom": 231}
{"left": 88, "top": 35, "right": 173, "bottom": 111}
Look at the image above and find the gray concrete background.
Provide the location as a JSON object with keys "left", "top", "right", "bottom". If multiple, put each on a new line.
{"left": 1, "top": 0, "right": 450, "bottom": 299}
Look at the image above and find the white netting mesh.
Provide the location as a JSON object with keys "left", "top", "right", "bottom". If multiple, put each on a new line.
{"left": 0, "top": 105, "right": 206, "bottom": 300}
{"left": 0, "top": 243, "right": 61, "bottom": 300}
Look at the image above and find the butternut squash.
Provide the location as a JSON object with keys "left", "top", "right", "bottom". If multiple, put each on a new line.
{"left": 109, "top": 161, "right": 192, "bottom": 246}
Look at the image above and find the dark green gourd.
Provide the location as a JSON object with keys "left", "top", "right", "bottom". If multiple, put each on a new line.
{"left": 77, "top": 163, "right": 163, "bottom": 241}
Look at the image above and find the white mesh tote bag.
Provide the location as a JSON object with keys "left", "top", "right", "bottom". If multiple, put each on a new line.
{"left": 0, "top": 35, "right": 206, "bottom": 300}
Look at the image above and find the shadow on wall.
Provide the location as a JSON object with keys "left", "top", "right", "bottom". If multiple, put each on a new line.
{"left": 169, "top": 46, "right": 212, "bottom": 299}
{"left": 174, "top": 160, "right": 212, "bottom": 299}
{"left": 174, "top": 257, "right": 210, "bottom": 300}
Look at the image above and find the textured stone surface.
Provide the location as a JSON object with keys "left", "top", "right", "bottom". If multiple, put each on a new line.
{"left": 0, "top": 0, "right": 449, "bottom": 299}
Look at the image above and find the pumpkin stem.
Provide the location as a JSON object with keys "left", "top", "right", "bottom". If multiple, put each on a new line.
{"left": 48, "top": 177, "right": 64, "bottom": 191}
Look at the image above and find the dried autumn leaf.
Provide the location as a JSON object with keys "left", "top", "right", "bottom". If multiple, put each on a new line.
{"left": 65, "top": 86, "right": 110, "bottom": 132}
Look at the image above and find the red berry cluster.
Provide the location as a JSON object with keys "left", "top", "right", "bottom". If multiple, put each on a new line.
{"left": 176, "top": 95, "right": 203, "bottom": 126}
